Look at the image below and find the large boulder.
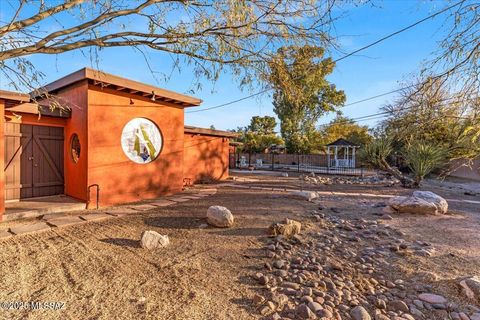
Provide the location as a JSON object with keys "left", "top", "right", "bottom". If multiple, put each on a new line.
{"left": 206, "top": 206, "right": 234, "bottom": 228}
{"left": 388, "top": 191, "right": 448, "bottom": 215}
{"left": 412, "top": 191, "right": 448, "bottom": 214}
{"left": 268, "top": 218, "right": 301, "bottom": 237}
{"left": 140, "top": 230, "right": 170, "bottom": 250}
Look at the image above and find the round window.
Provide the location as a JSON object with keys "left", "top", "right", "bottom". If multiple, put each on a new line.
{"left": 70, "top": 134, "right": 81, "bottom": 163}
{"left": 121, "top": 118, "right": 163, "bottom": 164}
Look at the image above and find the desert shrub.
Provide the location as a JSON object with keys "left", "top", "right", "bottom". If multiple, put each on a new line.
{"left": 404, "top": 142, "right": 447, "bottom": 185}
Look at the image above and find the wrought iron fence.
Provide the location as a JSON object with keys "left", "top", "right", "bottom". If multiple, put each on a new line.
{"left": 229, "top": 152, "right": 374, "bottom": 176}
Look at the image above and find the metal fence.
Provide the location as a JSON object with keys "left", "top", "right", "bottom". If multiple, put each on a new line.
{"left": 229, "top": 152, "right": 374, "bottom": 176}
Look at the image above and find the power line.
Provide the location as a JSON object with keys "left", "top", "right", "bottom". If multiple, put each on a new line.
{"left": 186, "top": 0, "right": 464, "bottom": 114}
{"left": 187, "top": 89, "right": 270, "bottom": 114}
{"left": 318, "top": 96, "right": 478, "bottom": 128}
{"left": 333, "top": 0, "right": 464, "bottom": 63}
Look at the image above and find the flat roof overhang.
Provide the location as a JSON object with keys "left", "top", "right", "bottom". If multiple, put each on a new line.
{"left": 0, "top": 90, "right": 31, "bottom": 108}
{"left": 5, "top": 102, "right": 71, "bottom": 118}
{"left": 184, "top": 125, "right": 239, "bottom": 138}
{"left": 36, "top": 68, "right": 202, "bottom": 108}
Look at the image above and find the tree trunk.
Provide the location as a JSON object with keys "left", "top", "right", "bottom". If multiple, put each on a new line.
{"left": 379, "top": 159, "right": 418, "bottom": 188}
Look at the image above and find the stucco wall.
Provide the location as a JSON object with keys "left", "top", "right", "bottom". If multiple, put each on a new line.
{"left": 449, "top": 158, "right": 480, "bottom": 181}
{"left": 183, "top": 133, "right": 229, "bottom": 183}
{"left": 0, "top": 99, "right": 4, "bottom": 217}
{"left": 60, "top": 81, "right": 89, "bottom": 202}
{"left": 86, "top": 85, "right": 185, "bottom": 207}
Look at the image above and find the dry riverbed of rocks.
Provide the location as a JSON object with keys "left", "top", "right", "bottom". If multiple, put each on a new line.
{"left": 299, "top": 173, "right": 400, "bottom": 186}
{"left": 250, "top": 208, "right": 480, "bottom": 320}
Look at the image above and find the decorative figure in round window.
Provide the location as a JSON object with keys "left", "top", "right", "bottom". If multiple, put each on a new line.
{"left": 121, "top": 118, "right": 163, "bottom": 164}
{"left": 70, "top": 134, "right": 81, "bottom": 163}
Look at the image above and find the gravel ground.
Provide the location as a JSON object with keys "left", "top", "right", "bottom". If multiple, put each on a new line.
{"left": 0, "top": 174, "right": 478, "bottom": 320}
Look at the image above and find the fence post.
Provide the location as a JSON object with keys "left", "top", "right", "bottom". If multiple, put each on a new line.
{"left": 271, "top": 153, "right": 275, "bottom": 170}
{"left": 298, "top": 154, "right": 300, "bottom": 172}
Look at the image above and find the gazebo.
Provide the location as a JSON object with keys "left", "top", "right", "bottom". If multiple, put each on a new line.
{"left": 326, "top": 138, "right": 359, "bottom": 168}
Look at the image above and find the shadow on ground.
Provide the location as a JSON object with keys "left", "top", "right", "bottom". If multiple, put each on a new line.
{"left": 143, "top": 216, "right": 203, "bottom": 229}
{"left": 209, "top": 227, "right": 267, "bottom": 237}
{"left": 100, "top": 238, "right": 141, "bottom": 248}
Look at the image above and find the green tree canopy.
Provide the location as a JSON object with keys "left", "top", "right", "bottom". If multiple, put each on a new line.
{"left": 234, "top": 116, "right": 283, "bottom": 154}
{"left": 316, "top": 115, "right": 372, "bottom": 150}
{"left": 268, "top": 46, "right": 346, "bottom": 154}
{"left": 0, "top": 0, "right": 343, "bottom": 97}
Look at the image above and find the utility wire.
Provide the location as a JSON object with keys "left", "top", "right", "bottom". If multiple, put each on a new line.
{"left": 318, "top": 96, "right": 478, "bottom": 128}
{"left": 186, "top": 0, "right": 464, "bottom": 114}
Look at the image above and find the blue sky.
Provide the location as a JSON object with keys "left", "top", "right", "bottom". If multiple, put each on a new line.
{"left": 1, "top": 0, "right": 453, "bottom": 131}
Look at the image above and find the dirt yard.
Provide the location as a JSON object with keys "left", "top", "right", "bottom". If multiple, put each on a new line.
{"left": 0, "top": 173, "right": 479, "bottom": 320}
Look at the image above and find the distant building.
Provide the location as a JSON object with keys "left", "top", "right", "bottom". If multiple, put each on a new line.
{"left": 326, "top": 138, "right": 359, "bottom": 168}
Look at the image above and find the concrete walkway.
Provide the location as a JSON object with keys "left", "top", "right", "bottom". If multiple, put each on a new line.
{"left": 4, "top": 195, "right": 86, "bottom": 221}
{"left": 0, "top": 188, "right": 218, "bottom": 240}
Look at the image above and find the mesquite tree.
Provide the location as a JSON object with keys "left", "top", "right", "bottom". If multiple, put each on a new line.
{"left": 420, "top": 1, "right": 479, "bottom": 100}
{"left": 0, "top": 0, "right": 341, "bottom": 96}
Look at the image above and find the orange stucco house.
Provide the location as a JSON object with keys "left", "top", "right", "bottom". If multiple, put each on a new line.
{"left": 0, "top": 68, "right": 236, "bottom": 220}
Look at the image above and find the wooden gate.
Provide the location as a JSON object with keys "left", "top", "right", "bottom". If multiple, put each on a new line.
{"left": 4, "top": 123, "right": 64, "bottom": 200}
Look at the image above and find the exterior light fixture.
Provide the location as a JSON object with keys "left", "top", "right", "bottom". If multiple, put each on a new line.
{"left": 151, "top": 91, "right": 156, "bottom": 102}
{"left": 130, "top": 98, "right": 134, "bottom": 105}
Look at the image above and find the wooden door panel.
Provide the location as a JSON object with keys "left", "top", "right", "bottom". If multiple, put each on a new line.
{"left": 32, "top": 126, "right": 64, "bottom": 198}
{"left": 20, "top": 125, "right": 33, "bottom": 198}
{"left": 4, "top": 123, "right": 34, "bottom": 200}
{"left": 4, "top": 123, "right": 21, "bottom": 200}
{"left": 4, "top": 124, "right": 64, "bottom": 200}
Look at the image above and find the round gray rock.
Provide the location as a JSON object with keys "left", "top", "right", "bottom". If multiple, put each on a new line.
{"left": 206, "top": 206, "right": 234, "bottom": 228}
{"left": 140, "top": 230, "right": 170, "bottom": 250}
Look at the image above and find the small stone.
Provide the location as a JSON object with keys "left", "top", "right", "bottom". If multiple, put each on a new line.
{"left": 253, "top": 294, "right": 265, "bottom": 305}
{"left": 418, "top": 293, "right": 447, "bottom": 304}
{"left": 291, "top": 190, "right": 318, "bottom": 201}
{"left": 376, "top": 299, "right": 387, "bottom": 309}
{"left": 266, "top": 301, "right": 276, "bottom": 311}
{"left": 413, "top": 300, "right": 424, "bottom": 309}
{"left": 318, "top": 309, "right": 333, "bottom": 318}
{"left": 273, "top": 260, "right": 285, "bottom": 269}
{"left": 140, "top": 230, "right": 170, "bottom": 250}
{"left": 387, "top": 300, "right": 409, "bottom": 313}
{"left": 260, "top": 306, "right": 271, "bottom": 316}
{"left": 410, "top": 307, "right": 424, "bottom": 318}
{"left": 308, "top": 301, "right": 323, "bottom": 313}
{"left": 350, "top": 306, "right": 371, "bottom": 320}
{"left": 269, "top": 218, "right": 302, "bottom": 237}
{"left": 259, "top": 275, "right": 269, "bottom": 285}
{"left": 270, "top": 313, "right": 281, "bottom": 320}
{"left": 296, "top": 304, "right": 316, "bottom": 319}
